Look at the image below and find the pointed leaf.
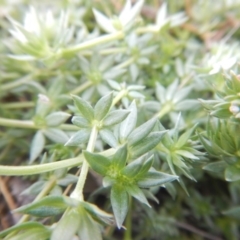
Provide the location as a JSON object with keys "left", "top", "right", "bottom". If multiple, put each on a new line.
{"left": 103, "top": 110, "right": 130, "bottom": 127}
{"left": 119, "top": 101, "right": 137, "bottom": 141}
{"left": 94, "top": 93, "right": 113, "bottom": 121}
{"left": 128, "top": 117, "right": 157, "bottom": 146}
{"left": 203, "top": 161, "right": 227, "bottom": 173}
{"left": 14, "top": 196, "right": 74, "bottom": 217}
{"left": 99, "top": 128, "right": 118, "bottom": 147}
{"left": 125, "top": 185, "right": 151, "bottom": 207}
{"left": 111, "top": 184, "right": 129, "bottom": 229}
{"left": 137, "top": 170, "right": 178, "bottom": 188}
{"left": 65, "top": 129, "right": 91, "bottom": 146}
{"left": 30, "top": 130, "right": 45, "bottom": 163}
{"left": 131, "top": 131, "right": 167, "bottom": 159}
{"left": 45, "top": 112, "right": 71, "bottom": 127}
{"left": 112, "top": 144, "right": 128, "bottom": 170}
{"left": 84, "top": 151, "right": 111, "bottom": 175}
{"left": 43, "top": 128, "right": 69, "bottom": 144}
{"left": 72, "top": 116, "right": 90, "bottom": 128}
{"left": 72, "top": 95, "right": 94, "bottom": 121}
{"left": 225, "top": 165, "right": 240, "bottom": 182}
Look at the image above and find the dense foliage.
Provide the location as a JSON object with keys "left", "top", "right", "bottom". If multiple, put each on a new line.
{"left": 0, "top": 0, "right": 240, "bottom": 239}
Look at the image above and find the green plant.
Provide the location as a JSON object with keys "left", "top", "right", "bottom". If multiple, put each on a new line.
{"left": 0, "top": 0, "right": 240, "bottom": 239}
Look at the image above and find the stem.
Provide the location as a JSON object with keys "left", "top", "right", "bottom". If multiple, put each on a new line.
{"left": 70, "top": 125, "right": 98, "bottom": 201}
{"left": 1, "top": 74, "right": 33, "bottom": 91}
{"left": 0, "top": 117, "right": 78, "bottom": 131}
{"left": 62, "top": 31, "right": 124, "bottom": 55}
{"left": 70, "top": 81, "right": 93, "bottom": 95}
{"left": 124, "top": 196, "right": 132, "bottom": 240}
{"left": 0, "top": 156, "right": 83, "bottom": 176}
{"left": 1, "top": 102, "right": 34, "bottom": 109}
{"left": 115, "top": 57, "right": 135, "bottom": 69}
{"left": 111, "top": 89, "right": 127, "bottom": 107}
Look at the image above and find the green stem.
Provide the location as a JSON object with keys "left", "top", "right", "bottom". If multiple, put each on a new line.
{"left": 111, "top": 89, "right": 127, "bottom": 107}
{"left": 62, "top": 31, "right": 124, "bottom": 55}
{"left": 0, "top": 117, "right": 78, "bottom": 131}
{"left": 1, "top": 74, "right": 33, "bottom": 91}
{"left": 70, "top": 125, "right": 98, "bottom": 201}
{"left": 124, "top": 196, "right": 132, "bottom": 240}
{"left": 70, "top": 81, "right": 93, "bottom": 95}
{"left": 115, "top": 57, "right": 135, "bottom": 69}
{"left": 155, "top": 103, "right": 173, "bottom": 119}
{"left": 0, "top": 156, "right": 83, "bottom": 176}
{"left": 1, "top": 101, "right": 34, "bottom": 109}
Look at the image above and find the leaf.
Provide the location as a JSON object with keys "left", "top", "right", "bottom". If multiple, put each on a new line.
{"left": 131, "top": 131, "right": 167, "bottom": 159}
{"left": 111, "top": 184, "right": 129, "bottom": 229}
{"left": 93, "top": 9, "right": 116, "bottom": 33}
{"left": 0, "top": 222, "right": 48, "bottom": 238}
{"left": 51, "top": 208, "right": 81, "bottom": 240}
{"left": 84, "top": 151, "right": 111, "bottom": 175}
{"left": 125, "top": 184, "right": 151, "bottom": 207}
{"left": 78, "top": 206, "right": 102, "bottom": 240}
{"left": 222, "top": 206, "right": 240, "bottom": 220}
{"left": 21, "top": 181, "right": 46, "bottom": 196}
{"left": 30, "top": 130, "right": 45, "bottom": 163}
{"left": 94, "top": 93, "right": 113, "bottom": 121}
{"left": 203, "top": 161, "right": 227, "bottom": 173}
{"left": 81, "top": 201, "right": 114, "bottom": 225}
{"left": 137, "top": 170, "right": 178, "bottom": 188}
{"left": 45, "top": 112, "right": 71, "bottom": 127}
{"left": 103, "top": 110, "right": 130, "bottom": 127}
{"left": 72, "top": 116, "right": 90, "bottom": 128}
{"left": 122, "top": 155, "right": 153, "bottom": 179}
{"left": 9, "top": 228, "right": 50, "bottom": 240}
{"left": 225, "top": 165, "right": 240, "bottom": 182}
{"left": 119, "top": 101, "right": 137, "bottom": 141}
{"left": 65, "top": 129, "right": 91, "bottom": 146}
{"left": 112, "top": 144, "right": 128, "bottom": 170}
{"left": 99, "top": 128, "right": 118, "bottom": 147}
{"left": 175, "top": 124, "right": 198, "bottom": 148}
{"left": 14, "top": 196, "right": 75, "bottom": 217}
{"left": 175, "top": 150, "right": 199, "bottom": 160}
{"left": 43, "top": 128, "right": 69, "bottom": 144}
{"left": 72, "top": 95, "right": 94, "bottom": 121}
{"left": 128, "top": 117, "right": 157, "bottom": 146}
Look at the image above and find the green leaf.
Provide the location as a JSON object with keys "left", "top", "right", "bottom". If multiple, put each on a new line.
{"left": 43, "top": 128, "right": 69, "bottom": 144}
{"left": 203, "top": 161, "right": 227, "bottom": 173}
{"left": 112, "top": 144, "right": 128, "bottom": 170}
{"left": 175, "top": 124, "right": 198, "bottom": 148}
{"left": 94, "top": 93, "right": 113, "bottom": 121}
{"left": 99, "top": 128, "right": 118, "bottom": 147}
{"left": 81, "top": 201, "right": 114, "bottom": 225}
{"left": 72, "top": 95, "right": 94, "bottom": 121}
{"left": 103, "top": 110, "right": 130, "bottom": 127}
{"left": 78, "top": 206, "right": 102, "bottom": 240}
{"left": 211, "top": 108, "right": 231, "bottom": 118}
{"left": 65, "top": 129, "right": 91, "bottom": 146}
{"left": 45, "top": 112, "right": 71, "bottom": 127}
{"left": 72, "top": 116, "right": 90, "bottom": 128}
{"left": 0, "top": 222, "right": 48, "bottom": 238}
{"left": 223, "top": 206, "right": 240, "bottom": 220}
{"left": 137, "top": 170, "right": 178, "bottom": 188}
{"left": 125, "top": 184, "right": 151, "bottom": 207}
{"left": 14, "top": 196, "right": 76, "bottom": 217}
{"left": 175, "top": 150, "right": 199, "bottom": 160}
{"left": 128, "top": 117, "right": 157, "bottom": 146}
{"left": 111, "top": 184, "right": 129, "bottom": 229}
{"left": 225, "top": 165, "right": 240, "bottom": 181}
{"left": 119, "top": 101, "right": 137, "bottom": 141}
{"left": 84, "top": 151, "right": 111, "bottom": 175}
{"left": 30, "top": 130, "right": 45, "bottom": 163}
{"left": 51, "top": 208, "right": 81, "bottom": 240}
{"left": 122, "top": 155, "right": 153, "bottom": 179}
{"left": 131, "top": 131, "right": 167, "bottom": 159}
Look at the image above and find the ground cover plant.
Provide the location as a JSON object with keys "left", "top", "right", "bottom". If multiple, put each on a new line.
{"left": 0, "top": 0, "right": 240, "bottom": 239}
